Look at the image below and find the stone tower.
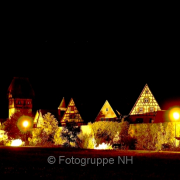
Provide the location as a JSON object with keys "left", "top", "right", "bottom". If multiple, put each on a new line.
{"left": 7, "top": 77, "right": 35, "bottom": 118}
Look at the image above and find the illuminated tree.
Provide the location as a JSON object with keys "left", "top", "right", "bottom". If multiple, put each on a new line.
{"left": 53, "top": 127, "right": 67, "bottom": 146}
{"left": 40, "top": 112, "right": 58, "bottom": 136}
{"left": 163, "top": 122, "right": 174, "bottom": 148}
{"left": 88, "top": 121, "right": 129, "bottom": 146}
{"left": 155, "top": 123, "right": 165, "bottom": 151}
{"left": 0, "top": 129, "right": 8, "bottom": 145}
{"left": 29, "top": 112, "right": 58, "bottom": 146}
{"left": 113, "top": 131, "right": 120, "bottom": 144}
{"left": 28, "top": 128, "right": 42, "bottom": 146}
{"left": 76, "top": 132, "right": 95, "bottom": 149}
{"left": 130, "top": 123, "right": 176, "bottom": 150}
{"left": 3, "top": 111, "right": 33, "bottom": 141}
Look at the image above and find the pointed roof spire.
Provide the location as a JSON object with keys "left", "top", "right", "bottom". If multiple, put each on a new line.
{"left": 58, "top": 97, "right": 66, "bottom": 110}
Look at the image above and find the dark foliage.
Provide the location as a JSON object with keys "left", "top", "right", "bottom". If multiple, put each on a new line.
{"left": 61, "top": 121, "right": 80, "bottom": 147}
{"left": 3, "top": 110, "right": 33, "bottom": 141}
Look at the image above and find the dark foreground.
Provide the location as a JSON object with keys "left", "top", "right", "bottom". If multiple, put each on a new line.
{"left": 0, "top": 146, "right": 180, "bottom": 179}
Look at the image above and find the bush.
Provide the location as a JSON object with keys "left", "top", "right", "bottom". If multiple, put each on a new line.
{"left": 129, "top": 122, "right": 177, "bottom": 151}
{"left": 0, "top": 130, "right": 8, "bottom": 146}
{"left": 53, "top": 127, "right": 66, "bottom": 146}
{"left": 88, "top": 121, "right": 129, "bottom": 146}
{"left": 77, "top": 132, "right": 95, "bottom": 149}
{"left": 60, "top": 122, "right": 80, "bottom": 148}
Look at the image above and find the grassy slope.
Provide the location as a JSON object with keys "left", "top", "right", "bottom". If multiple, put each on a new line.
{"left": 0, "top": 147, "right": 180, "bottom": 179}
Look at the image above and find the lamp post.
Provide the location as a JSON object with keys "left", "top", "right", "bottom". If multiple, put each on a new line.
{"left": 173, "top": 112, "right": 180, "bottom": 147}
{"left": 23, "top": 120, "right": 29, "bottom": 146}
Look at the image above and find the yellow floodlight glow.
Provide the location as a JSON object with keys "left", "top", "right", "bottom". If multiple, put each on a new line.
{"left": 23, "top": 121, "right": 29, "bottom": 128}
{"left": 94, "top": 142, "right": 113, "bottom": 150}
{"left": 167, "top": 106, "right": 180, "bottom": 121}
{"left": 11, "top": 139, "right": 23, "bottom": 146}
{"left": 17, "top": 115, "right": 33, "bottom": 133}
{"left": 173, "top": 112, "right": 180, "bottom": 120}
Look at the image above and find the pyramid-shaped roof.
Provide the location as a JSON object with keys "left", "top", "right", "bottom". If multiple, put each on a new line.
{"left": 95, "top": 100, "right": 117, "bottom": 121}
{"left": 7, "top": 77, "right": 35, "bottom": 99}
{"left": 129, "top": 84, "right": 161, "bottom": 115}
{"left": 58, "top": 97, "right": 66, "bottom": 110}
{"left": 61, "top": 98, "right": 83, "bottom": 124}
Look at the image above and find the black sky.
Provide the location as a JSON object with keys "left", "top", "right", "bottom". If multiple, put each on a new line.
{"left": 0, "top": 8, "right": 179, "bottom": 123}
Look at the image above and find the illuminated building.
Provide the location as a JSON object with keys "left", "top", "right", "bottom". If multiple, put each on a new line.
{"left": 129, "top": 84, "right": 161, "bottom": 123}
{"left": 61, "top": 98, "right": 84, "bottom": 126}
{"left": 95, "top": 100, "right": 118, "bottom": 121}
{"left": 7, "top": 77, "right": 35, "bottom": 119}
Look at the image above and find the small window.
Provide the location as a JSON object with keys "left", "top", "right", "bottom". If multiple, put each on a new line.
{"left": 149, "top": 107, "right": 154, "bottom": 112}
{"left": 18, "top": 101, "right": 21, "bottom": 104}
{"left": 145, "top": 90, "right": 149, "bottom": 93}
{"left": 106, "top": 108, "right": 108, "bottom": 111}
{"left": 70, "top": 114, "right": 75, "bottom": 119}
{"left": 139, "top": 107, "right": 143, "bottom": 113}
{"left": 144, "top": 98, "right": 149, "bottom": 103}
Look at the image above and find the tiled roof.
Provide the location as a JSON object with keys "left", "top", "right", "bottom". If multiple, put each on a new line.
{"left": 7, "top": 77, "right": 35, "bottom": 99}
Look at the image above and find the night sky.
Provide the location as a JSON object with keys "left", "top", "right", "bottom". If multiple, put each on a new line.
{"left": 0, "top": 10, "right": 179, "bottom": 123}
